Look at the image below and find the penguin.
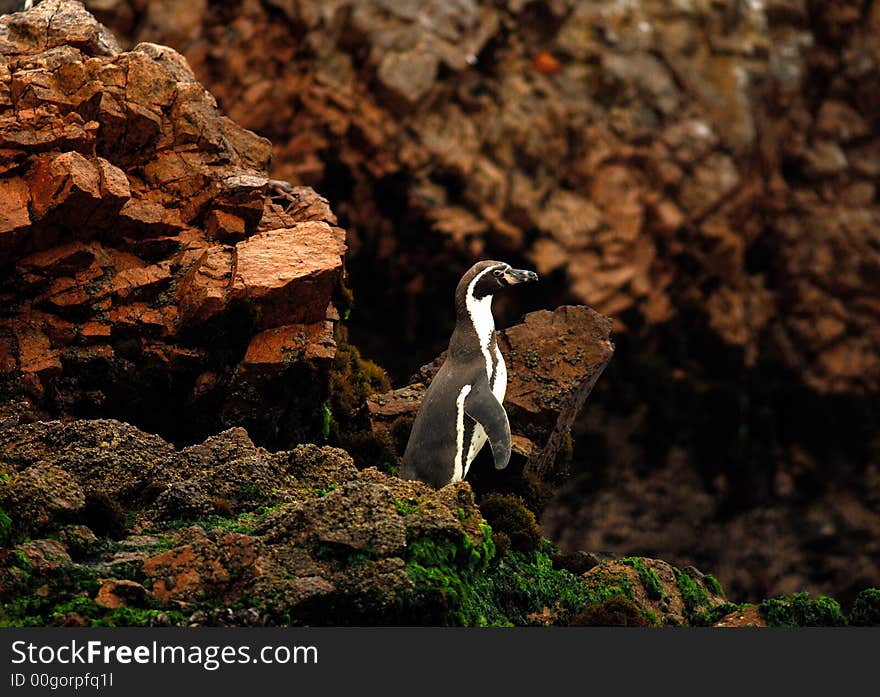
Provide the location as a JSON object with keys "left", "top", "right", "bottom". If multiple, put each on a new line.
{"left": 401, "top": 260, "right": 538, "bottom": 488}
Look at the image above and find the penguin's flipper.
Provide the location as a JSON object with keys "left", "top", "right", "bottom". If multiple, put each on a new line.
{"left": 465, "top": 385, "right": 511, "bottom": 470}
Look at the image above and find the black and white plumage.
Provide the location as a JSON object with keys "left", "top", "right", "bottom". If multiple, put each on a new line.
{"left": 401, "top": 260, "right": 538, "bottom": 488}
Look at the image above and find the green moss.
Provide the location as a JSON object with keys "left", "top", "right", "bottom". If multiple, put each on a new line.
{"left": 674, "top": 568, "right": 709, "bottom": 621}
{"left": 849, "top": 588, "right": 880, "bottom": 627}
{"left": 582, "top": 567, "right": 635, "bottom": 606}
{"left": 570, "top": 596, "right": 655, "bottom": 627}
{"left": 47, "top": 597, "right": 186, "bottom": 627}
{"left": 327, "top": 326, "right": 391, "bottom": 436}
{"left": 320, "top": 403, "right": 332, "bottom": 442}
{"left": 313, "top": 484, "right": 338, "bottom": 498}
{"left": 0, "top": 508, "right": 12, "bottom": 546}
{"left": 760, "top": 592, "right": 847, "bottom": 627}
{"left": 335, "top": 429, "right": 401, "bottom": 475}
{"left": 12, "top": 549, "right": 31, "bottom": 571}
{"left": 403, "top": 528, "right": 501, "bottom": 626}
{"left": 642, "top": 608, "right": 659, "bottom": 625}
{"left": 93, "top": 607, "right": 187, "bottom": 627}
{"left": 0, "top": 562, "right": 104, "bottom": 627}
{"left": 703, "top": 573, "right": 724, "bottom": 597}
{"left": 691, "top": 601, "right": 743, "bottom": 627}
{"left": 620, "top": 557, "right": 663, "bottom": 601}
{"left": 323, "top": 326, "right": 399, "bottom": 471}
{"left": 162, "top": 505, "right": 285, "bottom": 535}
{"left": 491, "top": 551, "right": 598, "bottom": 625}
{"left": 313, "top": 542, "right": 377, "bottom": 567}
{"left": 395, "top": 499, "right": 420, "bottom": 516}
{"left": 479, "top": 494, "right": 542, "bottom": 553}
{"left": 849, "top": 588, "right": 880, "bottom": 626}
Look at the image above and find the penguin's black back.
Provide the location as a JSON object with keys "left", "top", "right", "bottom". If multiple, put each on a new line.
{"left": 401, "top": 355, "right": 484, "bottom": 488}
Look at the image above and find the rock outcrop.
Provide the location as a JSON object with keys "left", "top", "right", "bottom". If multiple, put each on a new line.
{"left": 10, "top": 406, "right": 865, "bottom": 627}
{"left": 0, "top": 410, "right": 691, "bottom": 626}
{"left": 0, "top": 0, "right": 347, "bottom": 445}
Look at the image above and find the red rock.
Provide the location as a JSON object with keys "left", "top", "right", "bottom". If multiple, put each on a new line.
{"left": 815, "top": 100, "right": 869, "bottom": 142}
{"left": 648, "top": 199, "right": 685, "bottom": 235}
{"left": 377, "top": 50, "right": 439, "bottom": 107}
{"left": 243, "top": 322, "right": 337, "bottom": 366}
{"left": 18, "top": 242, "right": 97, "bottom": 277}
{"left": 1, "top": 0, "right": 121, "bottom": 57}
{"left": 80, "top": 321, "right": 111, "bottom": 341}
{"left": 0, "top": 177, "right": 30, "bottom": 244}
{"left": 231, "top": 222, "right": 347, "bottom": 327}
{"left": 109, "top": 303, "right": 176, "bottom": 336}
{"left": 0, "top": 338, "right": 16, "bottom": 373}
{"left": 95, "top": 156, "right": 131, "bottom": 202}
{"left": 14, "top": 324, "right": 62, "bottom": 380}
{"left": 42, "top": 277, "right": 90, "bottom": 309}
{"left": 206, "top": 209, "right": 246, "bottom": 241}
{"left": 117, "top": 198, "right": 185, "bottom": 234}
{"left": 535, "top": 190, "right": 602, "bottom": 250}
{"left": 111, "top": 263, "right": 172, "bottom": 300}
{"left": 176, "top": 245, "right": 234, "bottom": 326}
{"left": 142, "top": 530, "right": 262, "bottom": 604}
{"left": 533, "top": 51, "right": 561, "bottom": 74}
{"left": 0, "top": 1, "right": 347, "bottom": 444}
{"left": 257, "top": 188, "right": 337, "bottom": 232}
{"left": 95, "top": 579, "right": 150, "bottom": 609}
{"left": 14, "top": 540, "right": 71, "bottom": 574}
{"left": 714, "top": 605, "right": 766, "bottom": 628}
{"left": 29, "top": 151, "right": 102, "bottom": 221}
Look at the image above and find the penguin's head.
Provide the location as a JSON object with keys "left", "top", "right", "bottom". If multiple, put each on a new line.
{"left": 458, "top": 260, "right": 539, "bottom": 302}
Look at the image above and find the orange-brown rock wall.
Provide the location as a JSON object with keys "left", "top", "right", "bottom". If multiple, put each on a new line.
{"left": 0, "top": 0, "right": 347, "bottom": 444}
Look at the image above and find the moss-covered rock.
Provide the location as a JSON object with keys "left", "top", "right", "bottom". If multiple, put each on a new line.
{"left": 848, "top": 588, "right": 880, "bottom": 627}
{"left": 582, "top": 557, "right": 728, "bottom": 626}
{"left": 478, "top": 493, "right": 542, "bottom": 553}
{"left": 0, "top": 410, "right": 872, "bottom": 628}
{"left": 570, "top": 596, "right": 654, "bottom": 627}
{"left": 0, "top": 463, "right": 85, "bottom": 538}
{"left": 759, "top": 592, "right": 847, "bottom": 627}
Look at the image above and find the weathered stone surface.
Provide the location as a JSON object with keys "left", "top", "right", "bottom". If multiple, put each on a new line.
{"left": 95, "top": 579, "right": 151, "bottom": 609}
{"left": 0, "top": 462, "right": 85, "bottom": 534}
{"left": 242, "top": 323, "right": 336, "bottom": 366}
{"left": 0, "top": 1, "right": 347, "bottom": 444}
{"left": 0, "top": 411, "right": 491, "bottom": 624}
{"left": 231, "top": 223, "right": 346, "bottom": 328}
{"left": 713, "top": 605, "right": 766, "bottom": 628}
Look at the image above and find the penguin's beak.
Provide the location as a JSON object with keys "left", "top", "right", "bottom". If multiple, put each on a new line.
{"left": 503, "top": 268, "right": 539, "bottom": 285}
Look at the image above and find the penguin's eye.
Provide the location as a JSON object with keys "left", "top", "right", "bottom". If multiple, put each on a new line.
{"left": 492, "top": 269, "right": 504, "bottom": 277}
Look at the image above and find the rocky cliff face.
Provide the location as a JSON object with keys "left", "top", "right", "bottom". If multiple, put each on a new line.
{"left": 84, "top": 0, "right": 880, "bottom": 396}
{"left": 0, "top": 1, "right": 649, "bottom": 627}
{"left": 1, "top": 0, "right": 878, "bottom": 612}
{"left": 0, "top": 0, "right": 346, "bottom": 446}
{"left": 71, "top": 0, "right": 880, "bottom": 604}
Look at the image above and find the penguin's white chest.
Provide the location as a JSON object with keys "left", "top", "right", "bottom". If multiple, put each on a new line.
{"left": 459, "top": 291, "right": 506, "bottom": 479}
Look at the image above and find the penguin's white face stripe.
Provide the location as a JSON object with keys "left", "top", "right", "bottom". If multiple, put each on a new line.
{"left": 465, "top": 265, "right": 504, "bottom": 381}
{"left": 453, "top": 384, "right": 472, "bottom": 483}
